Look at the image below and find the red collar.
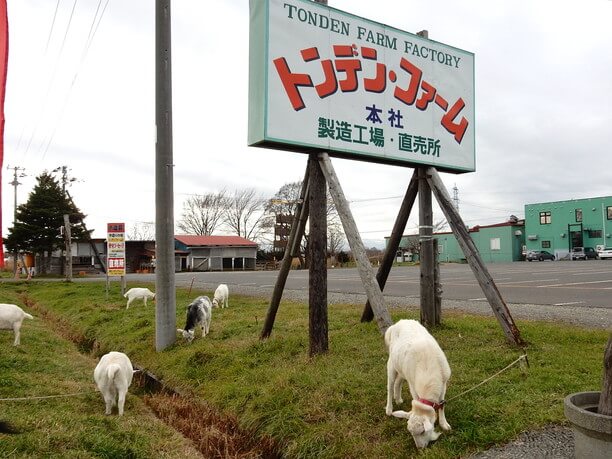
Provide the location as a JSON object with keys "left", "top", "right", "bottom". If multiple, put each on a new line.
{"left": 417, "top": 398, "right": 445, "bottom": 411}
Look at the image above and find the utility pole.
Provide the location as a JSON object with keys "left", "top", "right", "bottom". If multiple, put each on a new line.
{"left": 54, "top": 166, "right": 78, "bottom": 280}
{"left": 155, "top": 0, "right": 176, "bottom": 351}
{"left": 63, "top": 214, "right": 72, "bottom": 281}
{"left": 53, "top": 165, "right": 77, "bottom": 194}
{"left": 452, "top": 183, "right": 460, "bottom": 211}
{"left": 8, "top": 165, "right": 25, "bottom": 276}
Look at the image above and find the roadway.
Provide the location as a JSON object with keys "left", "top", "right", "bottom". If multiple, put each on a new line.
{"left": 131, "top": 259, "right": 612, "bottom": 310}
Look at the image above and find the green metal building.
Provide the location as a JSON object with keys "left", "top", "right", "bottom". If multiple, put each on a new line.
{"left": 391, "top": 220, "right": 526, "bottom": 263}
{"left": 524, "top": 196, "right": 612, "bottom": 258}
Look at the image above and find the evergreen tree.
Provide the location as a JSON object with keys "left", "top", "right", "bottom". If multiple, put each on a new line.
{"left": 4, "top": 172, "right": 90, "bottom": 273}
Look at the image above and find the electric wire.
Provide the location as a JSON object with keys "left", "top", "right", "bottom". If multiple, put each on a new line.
{"left": 40, "top": 0, "right": 110, "bottom": 159}
{"left": 44, "top": 0, "right": 62, "bottom": 54}
{"left": 22, "top": 0, "right": 79, "bottom": 159}
{"left": 14, "top": 0, "right": 61, "bottom": 154}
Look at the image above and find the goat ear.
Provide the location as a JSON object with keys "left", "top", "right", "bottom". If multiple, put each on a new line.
{"left": 391, "top": 410, "right": 411, "bottom": 419}
{"left": 424, "top": 419, "right": 434, "bottom": 432}
{"left": 176, "top": 328, "right": 183, "bottom": 333}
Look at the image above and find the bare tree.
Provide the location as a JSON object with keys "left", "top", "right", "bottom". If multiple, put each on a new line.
{"left": 225, "top": 188, "right": 266, "bottom": 240}
{"left": 178, "top": 191, "right": 227, "bottom": 235}
{"left": 264, "top": 181, "right": 302, "bottom": 219}
{"left": 328, "top": 220, "right": 346, "bottom": 257}
{"left": 127, "top": 222, "right": 155, "bottom": 240}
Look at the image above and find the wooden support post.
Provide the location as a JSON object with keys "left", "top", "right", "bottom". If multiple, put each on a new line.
{"left": 418, "top": 168, "right": 437, "bottom": 327}
{"left": 318, "top": 153, "right": 393, "bottom": 334}
{"left": 425, "top": 167, "right": 523, "bottom": 345}
{"left": 362, "top": 170, "right": 419, "bottom": 322}
{"left": 261, "top": 166, "right": 310, "bottom": 340}
{"left": 433, "top": 238, "right": 442, "bottom": 318}
{"left": 308, "top": 154, "right": 328, "bottom": 355}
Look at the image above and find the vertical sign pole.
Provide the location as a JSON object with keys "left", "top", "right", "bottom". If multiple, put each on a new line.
{"left": 418, "top": 167, "right": 437, "bottom": 327}
{"left": 155, "top": 0, "right": 176, "bottom": 351}
{"left": 433, "top": 237, "right": 441, "bottom": 321}
{"left": 308, "top": 0, "right": 330, "bottom": 355}
{"left": 308, "top": 154, "right": 328, "bottom": 356}
{"left": 415, "top": 30, "right": 438, "bottom": 329}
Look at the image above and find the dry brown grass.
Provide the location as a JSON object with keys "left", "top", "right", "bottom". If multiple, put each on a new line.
{"left": 144, "top": 393, "right": 282, "bottom": 459}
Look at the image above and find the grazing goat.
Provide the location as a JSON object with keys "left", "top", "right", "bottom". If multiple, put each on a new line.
{"left": 212, "top": 283, "right": 229, "bottom": 308}
{"left": 93, "top": 351, "right": 134, "bottom": 416}
{"left": 177, "top": 296, "right": 212, "bottom": 342}
{"left": 0, "top": 303, "right": 34, "bottom": 346}
{"left": 124, "top": 287, "right": 155, "bottom": 309}
{"left": 384, "top": 319, "right": 451, "bottom": 449}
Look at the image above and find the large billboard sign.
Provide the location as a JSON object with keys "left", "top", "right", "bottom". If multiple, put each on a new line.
{"left": 248, "top": 0, "right": 475, "bottom": 173}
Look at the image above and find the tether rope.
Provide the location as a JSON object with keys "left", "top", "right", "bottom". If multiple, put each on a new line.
{"left": 0, "top": 370, "right": 142, "bottom": 402}
{"left": 446, "top": 354, "right": 528, "bottom": 404}
{"left": 0, "top": 391, "right": 95, "bottom": 402}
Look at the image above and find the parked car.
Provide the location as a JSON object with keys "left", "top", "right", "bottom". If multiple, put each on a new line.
{"left": 571, "top": 247, "right": 598, "bottom": 260}
{"left": 526, "top": 250, "right": 555, "bottom": 261}
{"left": 597, "top": 247, "right": 612, "bottom": 259}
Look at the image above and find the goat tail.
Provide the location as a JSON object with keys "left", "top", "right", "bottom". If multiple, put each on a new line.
{"left": 23, "top": 313, "right": 34, "bottom": 320}
{"left": 107, "top": 364, "right": 121, "bottom": 381}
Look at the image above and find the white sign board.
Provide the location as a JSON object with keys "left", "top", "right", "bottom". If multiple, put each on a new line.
{"left": 106, "top": 222, "right": 125, "bottom": 277}
{"left": 249, "top": 0, "right": 475, "bottom": 173}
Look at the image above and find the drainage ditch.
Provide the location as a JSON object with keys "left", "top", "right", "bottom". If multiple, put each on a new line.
{"left": 22, "top": 296, "right": 283, "bottom": 459}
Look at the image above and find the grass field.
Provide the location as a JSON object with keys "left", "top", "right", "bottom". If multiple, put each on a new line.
{"left": 0, "top": 280, "right": 608, "bottom": 458}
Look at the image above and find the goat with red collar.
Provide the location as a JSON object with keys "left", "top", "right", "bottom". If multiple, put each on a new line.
{"left": 384, "top": 319, "right": 451, "bottom": 448}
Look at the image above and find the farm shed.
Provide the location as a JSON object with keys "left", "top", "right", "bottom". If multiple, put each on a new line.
{"left": 174, "top": 235, "right": 258, "bottom": 272}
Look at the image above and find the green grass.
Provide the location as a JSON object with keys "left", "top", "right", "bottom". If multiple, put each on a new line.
{"left": 0, "top": 284, "right": 205, "bottom": 458}
{"left": 0, "top": 280, "right": 608, "bottom": 458}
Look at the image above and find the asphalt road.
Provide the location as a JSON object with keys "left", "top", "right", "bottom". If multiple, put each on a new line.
{"left": 131, "top": 259, "right": 612, "bottom": 310}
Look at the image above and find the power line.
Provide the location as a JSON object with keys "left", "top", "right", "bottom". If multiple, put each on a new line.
{"left": 22, "top": 0, "right": 80, "bottom": 159}
{"left": 44, "top": 0, "right": 62, "bottom": 54}
{"left": 40, "top": 0, "right": 110, "bottom": 159}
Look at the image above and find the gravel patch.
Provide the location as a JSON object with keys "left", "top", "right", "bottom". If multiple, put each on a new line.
{"left": 468, "top": 425, "right": 574, "bottom": 459}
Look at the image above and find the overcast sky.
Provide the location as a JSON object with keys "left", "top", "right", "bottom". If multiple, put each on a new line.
{"left": 2, "top": 0, "right": 611, "bottom": 247}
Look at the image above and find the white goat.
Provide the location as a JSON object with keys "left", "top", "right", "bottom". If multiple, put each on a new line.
{"left": 177, "top": 296, "right": 212, "bottom": 342}
{"left": 0, "top": 303, "right": 34, "bottom": 346}
{"left": 124, "top": 287, "right": 155, "bottom": 309}
{"left": 385, "top": 319, "right": 451, "bottom": 449}
{"left": 212, "top": 283, "right": 229, "bottom": 308}
{"left": 93, "top": 351, "right": 134, "bottom": 416}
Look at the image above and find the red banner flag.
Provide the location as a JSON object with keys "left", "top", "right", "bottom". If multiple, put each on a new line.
{"left": 0, "top": 0, "right": 8, "bottom": 268}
